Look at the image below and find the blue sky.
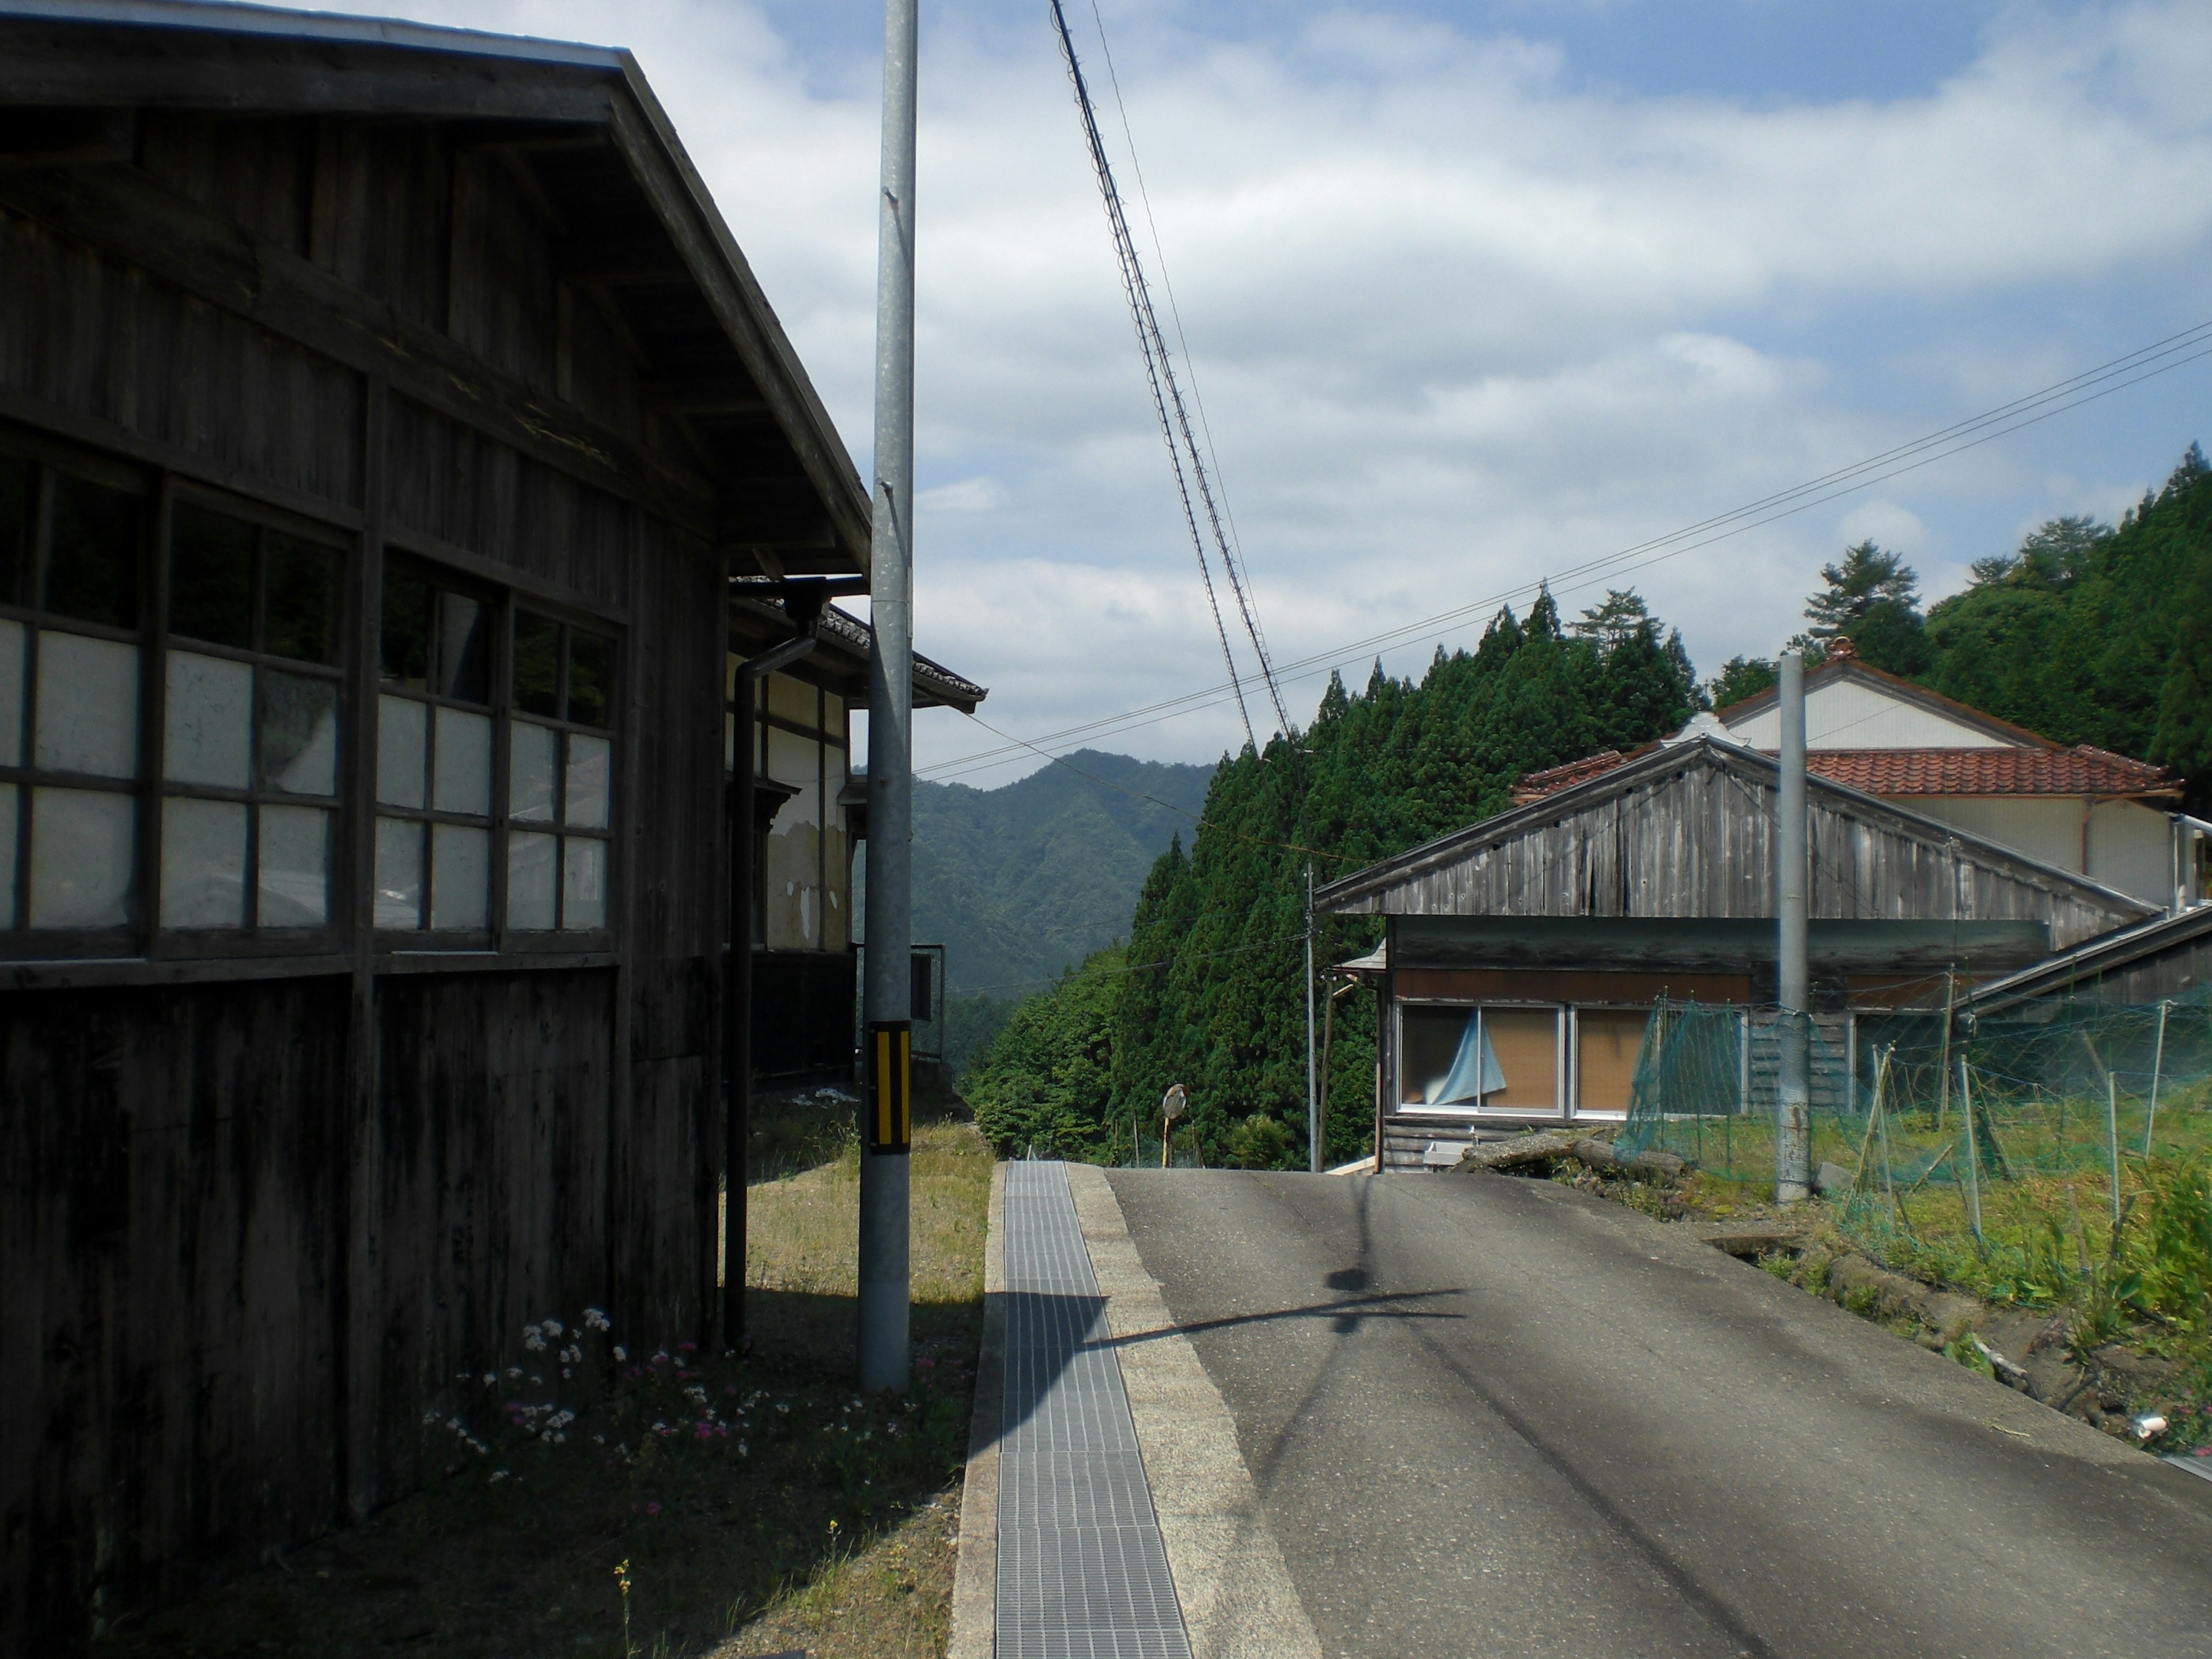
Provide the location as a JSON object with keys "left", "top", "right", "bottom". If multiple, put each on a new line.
{"left": 374, "top": 1, "right": 2212, "bottom": 781}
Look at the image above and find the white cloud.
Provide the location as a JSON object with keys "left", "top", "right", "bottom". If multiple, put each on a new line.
{"left": 358, "top": 0, "right": 2212, "bottom": 778}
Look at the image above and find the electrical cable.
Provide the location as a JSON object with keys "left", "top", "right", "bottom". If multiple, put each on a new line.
{"left": 922, "top": 324, "right": 2212, "bottom": 780}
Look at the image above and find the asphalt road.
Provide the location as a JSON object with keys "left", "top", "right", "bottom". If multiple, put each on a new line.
{"left": 1105, "top": 1167, "right": 2212, "bottom": 1659}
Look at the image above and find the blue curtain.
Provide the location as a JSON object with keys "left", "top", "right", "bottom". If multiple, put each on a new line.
{"left": 1428, "top": 1009, "right": 1505, "bottom": 1105}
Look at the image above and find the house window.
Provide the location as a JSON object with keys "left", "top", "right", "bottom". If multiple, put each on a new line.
{"left": 506, "top": 607, "right": 613, "bottom": 932}
{"left": 161, "top": 499, "right": 343, "bottom": 931}
{"left": 1398, "top": 1003, "right": 1562, "bottom": 1113}
{"left": 0, "top": 456, "right": 146, "bottom": 933}
{"left": 374, "top": 559, "right": 615, "bottom": 938}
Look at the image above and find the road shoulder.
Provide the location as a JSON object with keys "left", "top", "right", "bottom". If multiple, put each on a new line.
{"left": 1071, "top": 1165, "right": 1321, "bottom": 1659}
{"left": 946, "top": 1161, "right": 1005, "bottom": 1659}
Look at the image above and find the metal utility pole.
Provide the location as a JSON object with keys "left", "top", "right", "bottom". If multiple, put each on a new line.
{"left": 1306, "top": 862, "right": 1320, "bottom": 1173}
{"left": 1776, "top": 650, "right": 1812, "bottom": 1203}
{"left": 858, "top": 0, "right": 917, "bottom": 1395}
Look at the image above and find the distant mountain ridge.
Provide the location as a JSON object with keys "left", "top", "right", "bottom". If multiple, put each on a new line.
{"left": 912, "top": 749, "right": 1214, "bottom": 997}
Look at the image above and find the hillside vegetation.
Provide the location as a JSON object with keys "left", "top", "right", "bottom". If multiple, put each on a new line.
{"left": 967, "top": 443, "right": 2212, "bottom": 1168}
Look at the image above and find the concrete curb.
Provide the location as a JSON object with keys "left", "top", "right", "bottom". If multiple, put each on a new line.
{"left": 1066, "top": 1165, "right": 1322, "bottom": 1659}
{"left": 946, "top": 1161, "right": 1005, "bottom": 1659}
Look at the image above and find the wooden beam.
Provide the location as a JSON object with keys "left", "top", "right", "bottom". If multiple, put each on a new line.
{"left": 0, "top": 158, "right": 718, "bottom": 532}
{"left": 639, "top": 376, "right": 770, "bottom": 417}
{"left": 556, "top": 239, "right": 690, "bottom": 286}
{"left": 602, "top": 101, "right": 870, "bottom": 573}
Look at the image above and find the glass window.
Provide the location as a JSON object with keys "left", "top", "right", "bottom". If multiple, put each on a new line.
{"left": 1575, "top": 1008, "right": 1651, "bottom": 1116}
{"left": 156, "top": 497, "right": 345, "bottom": 935}
{"left": 376, "top": 558, "right": 617, "bottom": 940}
{"left": 1, "top": 462, "right": 147, "bottom": 941}
{"left": 1399, "top": 1005, "right": 1562, "bottom": 1114}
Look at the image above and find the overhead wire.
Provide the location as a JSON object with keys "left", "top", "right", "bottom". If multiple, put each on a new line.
{"left": 921, "top": 321, "right": 2212, "bottom": 781}
{"left": 1049, "top": 0, "right": 1292, "bottom": 741}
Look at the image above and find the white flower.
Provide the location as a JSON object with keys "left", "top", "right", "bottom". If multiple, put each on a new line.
{"left": 541, "top": 1318, "right": 565, "bottom": 1338}
{"left": 613, "top": 1346, "right": 628, "bottom": 1362}
{"left": 505, "top": 1367, "right": 522, "bottom": 1381}
{"left": 481, "top": 1373, "right": 497, "bottom": 1387}
{"left": 583, "top": 1308, "right": 611, "bottom": 1331}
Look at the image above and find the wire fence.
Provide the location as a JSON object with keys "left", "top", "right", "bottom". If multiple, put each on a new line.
{"left": 1614, "top": 994, "right": 2212, "bottom": 1293}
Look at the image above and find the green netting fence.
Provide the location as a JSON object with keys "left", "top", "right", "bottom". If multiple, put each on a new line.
{"left": 1614, "top": 993, "right": 2212, "bottom": 1284}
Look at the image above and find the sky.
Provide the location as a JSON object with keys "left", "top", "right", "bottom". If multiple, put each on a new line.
{"left": 351, "top": 0, "right": 2212, "bottom": 784}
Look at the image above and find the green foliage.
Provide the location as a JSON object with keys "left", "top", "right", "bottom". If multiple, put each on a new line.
{"left": 912, "top": 750, "right": 1211, "bottom": 996}
{"left": 965, "top": 947, "right": 1125, "bottom": 1157}
{"left": 1707, "top": 654, "right": 1777, "bottom": 710}
{"left": 1224, "top": 1113, "right": 1296, "bottom": 1170}
{"left": 942, "top": 993, "right": 1014, "bottom": 1084}
{"left": 1806, "top": 540, "right": 1932, "bottom": 676}
{"left": 1918, "top": 444, "right": 2212, "bottom": 793}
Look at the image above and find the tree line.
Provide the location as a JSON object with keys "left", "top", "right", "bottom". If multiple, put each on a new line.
{"left": 965, "top": 443, "right": 2212, "bottom": 1166}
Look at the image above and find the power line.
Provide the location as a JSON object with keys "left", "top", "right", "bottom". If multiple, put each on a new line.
{"left": 922, "top": 323, "right": 2212, "bottom": 781}
{"left": 1048, "top": 0, "right": 1292, "bottom": 743}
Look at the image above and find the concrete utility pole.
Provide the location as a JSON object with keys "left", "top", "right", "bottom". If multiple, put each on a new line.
{"left": 1306, "top": 862, "right": 1320, "bottom": 1173}
{"left": 1776, "top": 650, "right": 1812, "bottom": 1203}
{"left": 858, "top": 0, "right": 918, "bottom": 1395}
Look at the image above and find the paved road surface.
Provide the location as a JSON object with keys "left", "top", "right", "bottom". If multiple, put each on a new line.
{"left": 1106, "top": 1168, "right": 2212, "bottom": 1659}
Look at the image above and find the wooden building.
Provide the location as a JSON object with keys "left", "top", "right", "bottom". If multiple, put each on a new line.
{"left": 0, "top": 3, "right": 977, "bottom": 1642}
{"left": 1969, "top": 904, "right": 2212, "bottom": 1014}
{"left": 1316, "top": 737, "right": 2156, "bottom": 1170}
{"left": 1518, "top": 637, "right": 2202, "bottom": 911}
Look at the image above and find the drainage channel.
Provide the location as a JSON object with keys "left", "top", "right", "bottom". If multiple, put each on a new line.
{"left": 997, "top": 1160, "right": 1192, "bottom": 1659}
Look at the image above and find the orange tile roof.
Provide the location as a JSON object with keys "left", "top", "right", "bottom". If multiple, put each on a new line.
{"left": 1512, "top": 743, "right": 2176, "bottom": 802}
{"left": 1804, "top": 745, "right": 2176, "bottom": 798}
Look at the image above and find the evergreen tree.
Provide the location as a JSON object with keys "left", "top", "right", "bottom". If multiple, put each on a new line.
{"left": 1707, "top": 654, "right": 1775, "bottom": 710}
{"left": 1805, "top": 541, "right": 1931, "bottom": 676}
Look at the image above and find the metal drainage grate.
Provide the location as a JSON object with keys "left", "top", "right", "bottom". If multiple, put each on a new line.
{"left": 996, "top": 1161, "right": 1192, "bottom": 1659}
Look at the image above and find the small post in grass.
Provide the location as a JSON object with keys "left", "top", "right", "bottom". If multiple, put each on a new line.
{"left": 2105, "top": 1070, "right": 2123, "bottom": 1227}
{"left": 2144, "top": 1000, "right": 2170, "bottom": 1157}
{"left": 1959, "top": 1056, "right": 1983, "bottom": 1250}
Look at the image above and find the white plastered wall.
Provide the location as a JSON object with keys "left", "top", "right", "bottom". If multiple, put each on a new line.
{"left": 1908, "top": 795, "right": 2172, "bottom": 906}
{"left": 1725, "top": 676, "right": 2009, "bottom": 749}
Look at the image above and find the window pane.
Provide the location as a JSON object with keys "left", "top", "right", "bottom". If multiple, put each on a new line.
{"left": 376, "top": 694, "right": 427, "bottom": 809}
{"left": 380, "top": 563, "right": 430, "bottom": 688}
{"left": 373, "top": 816, "right": 423, "bottom": 929}
{"left": 168, "top": 502, "right": 255, "bottom": 649}
{"left": 510, "top": 719, "right": 556, "bottom": 823}
{"left": 0, "top": 617, "right": 22, "bottom": 767}
{"left": 432, "top": 706, "right": 491, "bottom": 816}
{"left": 0, "top": 782, "right": 16, "bottom": 927}
{"left": 163, "top": 649, "right": 252, "bottom": 788}
{"left": 160, "top": 796, "right": 247, "bottom": 929}
{"left": 513, "top": 609, "right": 560, "bottom": 718}
{"left": 260, "top": 670, "right": 339, "bottom": 796}
{"left": 28, "top": 786, "right": 132, "bottom": 927}
{"left": 507, "top": 830, "right": 556, "bottom": 929}
{"left": 37, "top": 630, "right": 139, "bottom": 778}
{"left": 430, "top": 822, "right": 489, "bottom": 930}
{"left": 44, "top": 475, "right": 140, "bottom": 628}
{"left": 437, "top": 590, "right": 490, "bottom": 704}
{"left": 0, "top": 454, "right": 29, "bottom": 605}
{"left": 562, "top": 836, "right": 606, "bottom": 930}
{"left": 264, "top": 534, "right": 339, "bottom": 664}
{"left": 257, "top": 804, "right": 328, "bottom": 927}
{"left": 568, "top": 628, "right": 613, "bottom": 728}
{"left": 565, "top": 733, "right": 609, "bottom": 829}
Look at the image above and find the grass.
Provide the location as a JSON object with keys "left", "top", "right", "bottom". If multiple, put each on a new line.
{"left": 100, "top": 1092, "right": 995, "bottom": 1659}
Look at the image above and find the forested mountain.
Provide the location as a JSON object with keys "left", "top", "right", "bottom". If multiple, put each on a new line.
{"left": 967, "top": 591, "right": 1701, "bottom": 1162}
{"left": 965, "top": 442, "right": 2212, "bottom": 1168}
{"left": 913, "top": 749, "right": 1211, "bottom": 998}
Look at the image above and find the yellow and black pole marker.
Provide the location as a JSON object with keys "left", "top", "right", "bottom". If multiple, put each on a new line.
{"left": 868, "top": 1021, "right": 912, "bottom": 1155}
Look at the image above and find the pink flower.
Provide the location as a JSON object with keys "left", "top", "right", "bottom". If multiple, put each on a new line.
{"left": 646, "top": 1501, "right": 662, "bottom": 1516}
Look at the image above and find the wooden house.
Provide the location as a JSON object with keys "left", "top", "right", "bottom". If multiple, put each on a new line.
{"left": 0, "top": 2, "right": 977, "bottom": 1642}
{"left": 1316, "top": 736, "right": 2156, "bottom": 1170}
{"left": 1517, "top": 637, "right": 2202, "bottom": 910}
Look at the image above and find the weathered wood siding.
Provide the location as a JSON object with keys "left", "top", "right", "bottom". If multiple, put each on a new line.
{"left": 0, "top": 91, "right": 749, "bottom": 1648}
{"left": 1331, "top": 748, "right": 2150, "bottom": 950}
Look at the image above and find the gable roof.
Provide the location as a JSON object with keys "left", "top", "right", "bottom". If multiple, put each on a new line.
{"left": 1316, "top": 736, "right": 2156, "bottom": 950}
{"left": 0, "top": 0, "right": 872, "bottom": 576}
{"left": 1969, "top": 904, "right": 2212, "bottom": 1012}
{"left": 1712, "top": 649, "right": 2059, "bottom": 750}
{"left": 1514, "top": 743, "right": 2177, "bottom": 803}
